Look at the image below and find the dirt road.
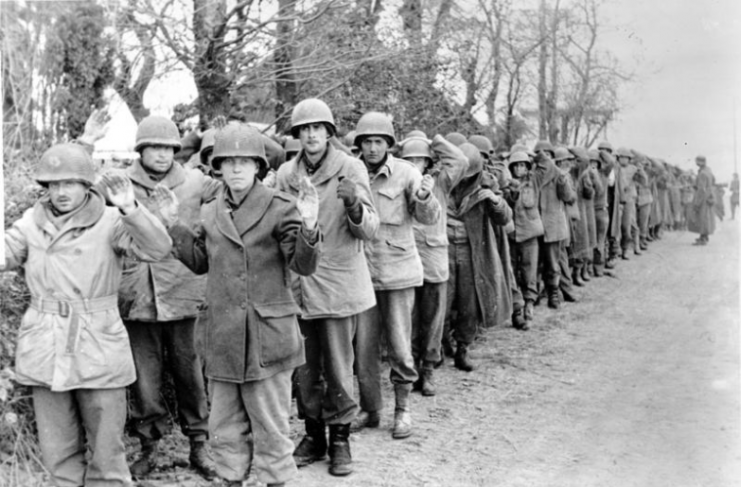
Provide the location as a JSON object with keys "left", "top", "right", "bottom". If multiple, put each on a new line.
{"left": 133, "top": 221, "right": 740, "bottom": 487}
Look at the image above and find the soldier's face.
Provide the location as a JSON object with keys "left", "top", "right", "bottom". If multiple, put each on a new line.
{"left": 48, "top": 180, "right": 88, "bottom": 214}
{"left": 221, "top": 157, "right": 258, "bottom": 193}
{"left": 141, "top": 145, "right": 175, "bottom": 173}
{"left": 361, "top": 136, "right": 389, "bottom": 165}
{"left": 405, "top": 156, "right": 429, "bottom": 173}
{"left": 298, "top": 123, "right": 329, "bottom": 156}
{"left": 618, "top": 156, "right": 630, "bottom": 167}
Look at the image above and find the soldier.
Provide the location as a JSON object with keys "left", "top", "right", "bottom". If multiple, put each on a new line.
{"left": 163, "top": 124, "right": 322, "bottom": 487}
{"left": 445, "top": 143, "right": 513, "bottom": 368}
{"left": 277, "top": 99, "right": 378, "bottom": 476}
{"left": 532, "top": 141, "right": 575, "bottom": 309}
{"left": 353, "top": 112, "right": 440, "bottom": 440}
{"left": 120, "top": 115, "right": 220, "bottom": 479}
{"left": 505, "top": 151, "right": 544, "bottom": 328}
{"left": 731, "top": 173, "right": 739, "bottom": 220}
{"left": 399, "top": 133, "right": 468, "bottom": 395}
{"left": 2, "top": 143, "right": 172, "bottom": 487}
{"left": 689, "top": 155, "right": 716, "bottom": 245}
{"left": 591, "top": 148, "right": 615, "bottom": 276}
{"left": 614, "top": 147, "right": 641, "bottom": 260}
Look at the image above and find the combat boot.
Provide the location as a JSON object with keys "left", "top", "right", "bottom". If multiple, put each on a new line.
{"left": 131, "top": 439, "right": 158, "bottom": 478}
{"left": 581, "top": 263, "right": 591, "bottom": 282}
{"left": 293, "top": 418, "right": 327, "bottom": 467}
{"left": 572, "top": 265, "right": 585, "bottom": 287}
{"left": 547, "top": 288, "right": 561, "bottom": 309}
{"left": 420, "top": 363, "right": 436, "bottom": 396}
{"left": 621, "top": 249, "right": 630, "bottom": 260}
{"left": 512, "top": 305, "right": 528, "bottom": 330}
{"left": 593, "top": 263, "right": 604, "bottom": 277}
{"left": 189, "top": 438, "right": 217, "bottom": 480}
{"left": 454, "top": 343, "right": 475, "bottom": 371}
{"left": 392, "top": 384, "right": 412, "bottom": 439}
{"left": 524, "top": 300, "right": 534, "bottom": 321}
{"left": 350, "top": 410, "right": 380, "bottom": 432}
{"left": 328, "top": 424, "right": 353, "bottom": 476}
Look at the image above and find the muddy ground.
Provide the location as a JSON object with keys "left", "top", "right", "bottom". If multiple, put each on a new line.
{"left": 14, "top": 221, "right": 741, "bottom": 487}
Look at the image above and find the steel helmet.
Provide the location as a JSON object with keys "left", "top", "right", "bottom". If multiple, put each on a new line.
{"left": 568, "top": 147, "right": 588, "bottom": 160}
{"left": 459, "top": 142, "right": 483, "bottom": 177}
{"left": 597, "top": 140, "right": 613, "bottom": 153}
{"left": 507, "top": 151, "right": 531, "bottom": 172}
{"left": 290, "top": 98, "right": 336, "bottom": 138}
{"left": 354, "top": 112, "right": 396, "bottom": 147}
{"left": 36, "top": 143, "right": 97, "bottom": 186}
{"left": 211, "top": 124, "right": 268, "bottom": 171}
{"left": 135, "top": 115, "right": 181, "bottom": 153}
{"left": 199, "top": 128, "right": 217, "bottom": 167}
{"left": 553, "top": 147, "right": 573, "bottom": 162}
{"left": 533, "top": 140, "right": 554, "bottom": 155}
{"left": 445, "top": 132, "right": 467, "bottom": 147}
{"left": 468, "top": 135, "right": 494, "bottom": 155}
{"left": 587, "top": 149, "right": 601, "bottom": 162}
{"left": 615, "top": 147, "right": 633, "bottom": 158}
{"left": 400, "top": 138, "right": 433, "bottom": 160}
{"left": 405, "top": 129, "right": 427, "bottom": 140}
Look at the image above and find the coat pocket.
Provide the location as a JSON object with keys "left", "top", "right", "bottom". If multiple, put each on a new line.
{"left": 254, "top": 301, "right": 302, "bottom": 367}
{"left": 376, "top": 185, "right": 406, "bottom": 225}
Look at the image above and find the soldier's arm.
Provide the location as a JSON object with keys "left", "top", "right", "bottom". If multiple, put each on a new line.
{"left": 431, "top": 135, "right": 469, "bottom": 194}
{"left": 407, "top": 170, "right": 441, "bottom": 225}
{"left": 345, "top": 161, "right": 379, "bottom": 241}
{"left": 111, "top": 204, "right": 173, "bottom": 262}
{"left": 482, "top": 189, "right": 512, "bottom": 226}
{"left": 556, "top": 171, "right": 577, "bottom": 204}
{"left": 1, "top": 211, "right": 32, "bottom": 271}
{"left": 167, "top": 221, "right": 209, "bottom": 275}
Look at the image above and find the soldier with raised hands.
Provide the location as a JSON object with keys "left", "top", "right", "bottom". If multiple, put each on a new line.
{"left": 2, "top": 142, "right": 172, "bottom": 487}
{"left": 353, "top": 112, "right": 441, "bottom": 440}
{"left": 276, "top": 98, "right": 379, "bottom": 477}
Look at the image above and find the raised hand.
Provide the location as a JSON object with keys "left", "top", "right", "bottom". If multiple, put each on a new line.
{"left": 297, "top": 176, "right": 319, "bottom": 230}
{"left": 416, "top": 174, "right": 435, "bottom": 198}
{"left": 151, "top": 184, "right": 180, "bottom": 228}
{"left": 211, "top": 115, "right": 228, "bottom": 130}
{"left": 101, "top": 173, "right": 136, "bottom": 215}
{"left": 79, "top": 107, "right": 112, "bottom": 145}
{"left": 337, "top": 176, "right": 358, "bottom": 207}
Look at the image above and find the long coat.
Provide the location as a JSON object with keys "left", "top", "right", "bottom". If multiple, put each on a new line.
{"left": 276, "top": 144, "right": 378, "bottom": 319}
{"left": 571, "top": 164, "right": 597, "bottom": 260}
{"left": 689, "top": 165, "right": 716, "bottom": 235}
{"left": 504, "top": 172, "right": 544, "bottom": 243}
{"left": 3, "top": 191, "right": 172, "bottom": 391}
{"left": 170, "top": 182, "right": 321, "bottom": 383}
{"left": 365, "top": 155, "right": 441, "bottom": 290}
{"left": 448, "top": 174, "right": 513, "bottom": 328}
{"left": 413, "top": 135, "right": 469, "bottom": 283}
{"left": 532, "top": 156, "right": 575, "bottom": 243}
{"left": 120, "top": 160, "right": 221, "bottom": 322}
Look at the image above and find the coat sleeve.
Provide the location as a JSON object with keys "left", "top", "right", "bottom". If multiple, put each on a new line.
{"left": 277, "top": 201, "right": 323, "bottom": 277}
{"left": 431, "top": 134, "right": 469, "bottom": 195}
{"left": 168, "top": 221, "right": 209, "bottom": 275}
{"left": 2, "top": 211, "right": 31, "bottom": 271}
{"left": 556, "top": 170, "right": 577, "bottom": 204}
{"left": 345, "top": 160, "right": 379, "bottom": 241}
{"left": 481, "top": 189, "right": 512, "bottom": 226}
{"left": 590, "top": 168, "right": 604, "bottom": 197}
{"left": 111, "top": 204, "right": 173, "bottom": 262}
{"left": 581, "top": 171, "right": 595, "bottom": 199}
{"left": 406, "top": 169, "right": 441, "bottom": 225}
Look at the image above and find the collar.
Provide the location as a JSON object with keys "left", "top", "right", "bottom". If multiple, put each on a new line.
{"left": 128, "top": 159, "right": 186, "bottom": 190}
{"left": 214, "top": 181, "right": 273, "bottom": 245}
{"left": 287, "top": 144, "right": 344, "bottom": 190}
{"left": 33, "top": 189, "right": 106, "bottom": 241}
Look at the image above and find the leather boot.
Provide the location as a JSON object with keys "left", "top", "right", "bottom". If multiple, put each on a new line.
{"left": 605, "top": 257, "right": 616, "bottom": 269}
{"left": 350, "top": 410, "right": 380, "bottom": 432}
{"left": 189, "top": 438, "right": 217, "bottom": 480}
{"left": 561, "top": 288, "right": 578, "bottom": 303}
{"left": 593, "top": 263, "right": 604, "bottom": 277}
{"left": 547, "top": 288, "right": 561, "bottom": 309}
{"left": 581, "top": 263, "right": 591, "bottom": 282}
{"left": 420, "top": 363, "right": 436, "bottom": 396}
{"left": 621, "top": 249, "right": 630, "bottom": 260}
{"left": 572, "top": 264, "right": 585, "bottom": 287}
{"left": 131, "top": 439, "right": 158, "bottom": 478}
{"left": 524, "top": 300, "right": 534, "bottom": 321}
{"left": 454, "top": 343, "right": 475, "bottom": 371}
{"left": 328, "top": 424, "right": 353, "bottom": 476}
{"left": 512, "top": 305, "right": 528, "bottom": 330}
{"left": 293, "top": 418, "right": 327, "bottom": 467}
{"left": 392, "top": 384, "right": 412, "bottom": 439}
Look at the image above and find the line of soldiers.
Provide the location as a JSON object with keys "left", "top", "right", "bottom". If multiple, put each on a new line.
{"left": 2, "top": 98, "right": 718, "bottom": 487}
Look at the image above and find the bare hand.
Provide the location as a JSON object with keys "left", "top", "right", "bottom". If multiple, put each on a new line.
{"left": 151, "top": 184, "right": 180, "bottom": 227}
{"left": 79, "top": 107, "right": 111, "bottom": 145}
{"left": 262, "top": 170, "right": 277, "bottom": 189}
{"left": 416, "top": 174, "right": 435, "bottom": 198}
{"left": 337, "top": 176, "right": 358, "bottom": 207}
{"left": 101, "top": 173, "right": 136, "bottom": 214}
{"left": 297, "top": 176, "right": 319, "bottom": 230}
{"left": 211, "top": 115, "right": 228, "bottom": 130}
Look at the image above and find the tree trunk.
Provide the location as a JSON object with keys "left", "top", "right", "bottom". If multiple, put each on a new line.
{"left": 193, "top": 0, "right": 230, "bottom": 127}
{"left": 274, "top": 0, "right": 297, "bottom": 133}
{"left": 537, "top": 0, "right": 548, "bottom": 140}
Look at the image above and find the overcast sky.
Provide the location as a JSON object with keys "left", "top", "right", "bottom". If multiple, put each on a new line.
{"left": 602, "top": 0, "right": 741, "bottom": 182}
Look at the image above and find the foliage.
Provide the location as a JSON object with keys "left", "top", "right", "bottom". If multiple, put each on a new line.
{"left": 42, "top": 2, "right": 115, "bottom": 139}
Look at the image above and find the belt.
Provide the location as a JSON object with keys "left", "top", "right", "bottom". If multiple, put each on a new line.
{"left": 30, "top": 295, "right": 119, "bottom": 355}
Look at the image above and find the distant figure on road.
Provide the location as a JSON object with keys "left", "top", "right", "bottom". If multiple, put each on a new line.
{"left": 688, "top": 155, "right": 716, "bottom": 245}
{"left": 731, "top": 173, "right": 740, "bottom": 220}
